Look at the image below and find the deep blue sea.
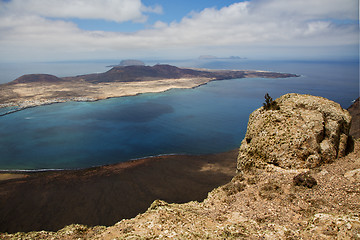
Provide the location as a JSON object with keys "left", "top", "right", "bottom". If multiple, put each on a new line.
{"left": 0, "top": 59, "right": 358, "bottom": 170}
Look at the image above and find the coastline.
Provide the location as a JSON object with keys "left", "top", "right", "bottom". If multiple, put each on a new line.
{"left": 0, "top": 152, "right": 191, "bottom": 174}
{"left": 0, "top": 149, "right": 238, "bottom": 233}
{"left": 0, "top": 77, "right": 213, "bottom": 116}
{"left": 0, "top": 65, "right": 299, "bottom": 116}
{"left": 0, "top": 97, "right": 97, "bottom": 117}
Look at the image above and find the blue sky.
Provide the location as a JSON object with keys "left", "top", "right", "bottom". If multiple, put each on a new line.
{"left": 0, "top": 0, "right": 358, "bottom": 62}
{"left": 67, "top": 1, "right": 247, "bottom": 31}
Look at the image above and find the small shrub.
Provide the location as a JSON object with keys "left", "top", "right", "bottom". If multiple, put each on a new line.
{"left": 259, "top": 182, "right": 283, "bottom": 200}
{"left": 222, "top": 182, "right": 246, "bottom": 196}
{"left": 232, "top": 173, "right": 245, "bottom": 182}
{"left": 246, "top": 176, "right": 258, "bottom": 185}
{"left": 293, "top": 172, "right": 317, "bottom": 188}
{"left": 149, "top": 200, "right": 168, "bottom": 210}
{"left": 263, "top": 93, "right": 280, "bottom": 110}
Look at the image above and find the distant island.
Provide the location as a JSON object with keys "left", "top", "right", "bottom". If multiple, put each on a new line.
{"left": 106, "top": 59, "right": 145, "bottom": 67}
{"left": 0, "top": 64, "right": 298, "bottom": 116}
{"left": 198, "top": 55, "right": 246, "bottom": 60}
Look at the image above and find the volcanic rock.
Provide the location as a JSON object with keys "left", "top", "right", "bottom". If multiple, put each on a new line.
{"left": 10, "top": 74, "right": 63, "bottom": 84}
{"left": 293, "top": 172, "right": 317, "bottom": 188}
{"left": 237, "top": 93, "right": 352, "bottom": 171}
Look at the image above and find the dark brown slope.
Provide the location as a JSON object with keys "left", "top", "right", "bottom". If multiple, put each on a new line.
{"left": 5, "top": 64, "right": 298, "bottom": 85}
{"left": 9, "top": 74, "right": 64, "bottom": 84}
{"left": 348, "top": 97, "right": 360, "bottom": 139}
{"left": 0, "top": 150, "right": 237, "bottom": 233}
{"left": 66, "top": 64, "right": 239, "bottom": 83}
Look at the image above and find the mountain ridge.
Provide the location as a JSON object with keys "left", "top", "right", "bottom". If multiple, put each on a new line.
{"left": 8, "top": 64, "right": 298, "bottom": 84}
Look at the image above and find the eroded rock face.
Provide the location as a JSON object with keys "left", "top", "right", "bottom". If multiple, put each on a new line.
{"left": 237, "top": 93, "right": 352, "bottom": 171}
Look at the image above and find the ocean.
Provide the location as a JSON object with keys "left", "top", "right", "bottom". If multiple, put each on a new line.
{"left": 0, "top": 59, "right": 358, "bottom": 170}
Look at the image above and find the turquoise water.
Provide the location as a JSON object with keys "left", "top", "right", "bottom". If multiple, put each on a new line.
{"left": 0, "top": 60, "right": 358, "bottom": 170}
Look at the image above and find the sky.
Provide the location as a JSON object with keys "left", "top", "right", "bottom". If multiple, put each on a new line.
{"left": 0, "top": 0, "right": 358, "bottom": 62}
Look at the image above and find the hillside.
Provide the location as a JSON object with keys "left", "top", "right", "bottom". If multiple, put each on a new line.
{"left": 0, "top": 151, "right": 237, "bottom": 233}
{"left": 8, "top": 64, "right": 297, "bottom": 84}
{"left": 65, "top": 64, "right": 217, "bottom": 83}
{"left": 1, "top": 93, "right": 359, "bottom": 239}
{"left": 10, "top": 74, "right": 63, "bottom": 84}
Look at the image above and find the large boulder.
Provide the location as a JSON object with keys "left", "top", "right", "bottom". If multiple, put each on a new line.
{"left": 237, "top": 93, "right": 352, "bottom": 171}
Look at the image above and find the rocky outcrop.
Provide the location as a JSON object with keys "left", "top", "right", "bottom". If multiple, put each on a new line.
{"left": 237, "top": 93, "right": 352, "bottom": 171}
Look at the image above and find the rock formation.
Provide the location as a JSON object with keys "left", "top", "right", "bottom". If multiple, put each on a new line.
{"left": 237, "top": 93, "right": 352, "bottom": 172}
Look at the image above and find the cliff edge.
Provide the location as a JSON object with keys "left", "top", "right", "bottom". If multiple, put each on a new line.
{"left": 237, "top": 93, "right": 352, "bottom": 171}
{"left": 1, "top": 94, "right": 359, "bottom": 239}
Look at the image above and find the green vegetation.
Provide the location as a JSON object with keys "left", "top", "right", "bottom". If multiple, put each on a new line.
{"left": 263, "top": 93, "right": 280, "bottom": 110}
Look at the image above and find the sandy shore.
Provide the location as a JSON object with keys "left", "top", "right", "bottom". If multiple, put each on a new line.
{"left": 0, "top": 77, "right": 213, "bottom": 115}
{"left": 0, "top": 65, "right": 299, "bottom": 115}
{"left": 0, "top": 149, "right": 238, "bottom": 233}
{"left": 0, "top": 173, "right": 28, "bottom": 181}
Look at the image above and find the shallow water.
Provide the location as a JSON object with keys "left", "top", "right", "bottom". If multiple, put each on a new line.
{"left": 0, "top": 60, "right": 358, "bottom": 170}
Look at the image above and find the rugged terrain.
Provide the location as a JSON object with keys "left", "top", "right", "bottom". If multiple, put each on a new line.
{"left": 238, "top": 93, "right": 352, "bottom": 171}
{"left": 0, "top": 64, "right": 297, "bottom": 115}
{"left": 1, "top": 93, "right": 359, "bottom": 239}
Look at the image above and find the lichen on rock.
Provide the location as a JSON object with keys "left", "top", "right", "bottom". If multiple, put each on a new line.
{"left": 237, "top": 93, "right": 352, "bottom": 171}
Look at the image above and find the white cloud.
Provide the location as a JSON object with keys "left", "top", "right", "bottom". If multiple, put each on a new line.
{"left": 0, "top": 0, "right": 357, "bottom": 62}
{"left": 1, "top": 0, "right": 160, "bottom": 23}
{"left": 250, "top": 0, "right": 359, "bottom": 20}
{"left": 138, "top": 1, "right": 357, "bottom": 47}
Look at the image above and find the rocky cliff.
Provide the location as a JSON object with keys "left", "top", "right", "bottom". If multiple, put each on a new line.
{"left": 237, "top": 93, "right": 352, "bottom": 171}
{"left": 1, "top": 94, "right": 359, "bottom": 239}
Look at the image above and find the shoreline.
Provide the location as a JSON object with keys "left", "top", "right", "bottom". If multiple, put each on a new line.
{"left": 0, "top": 149, "right": 238, "bottom": 232}
{"left": 0, "top": 74, "right": 300, "bottom": 117}
{"left": 0, "top": 152, "right": 193, "bottom": 174}
{"left": 0, "top": 77, "right": 214, "bottom": 116}
{"left": 0, "top": 97, "right": 97, "bottom": 117}
{"left": 0, "top": 65, "right": 299, "bottom": 117}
